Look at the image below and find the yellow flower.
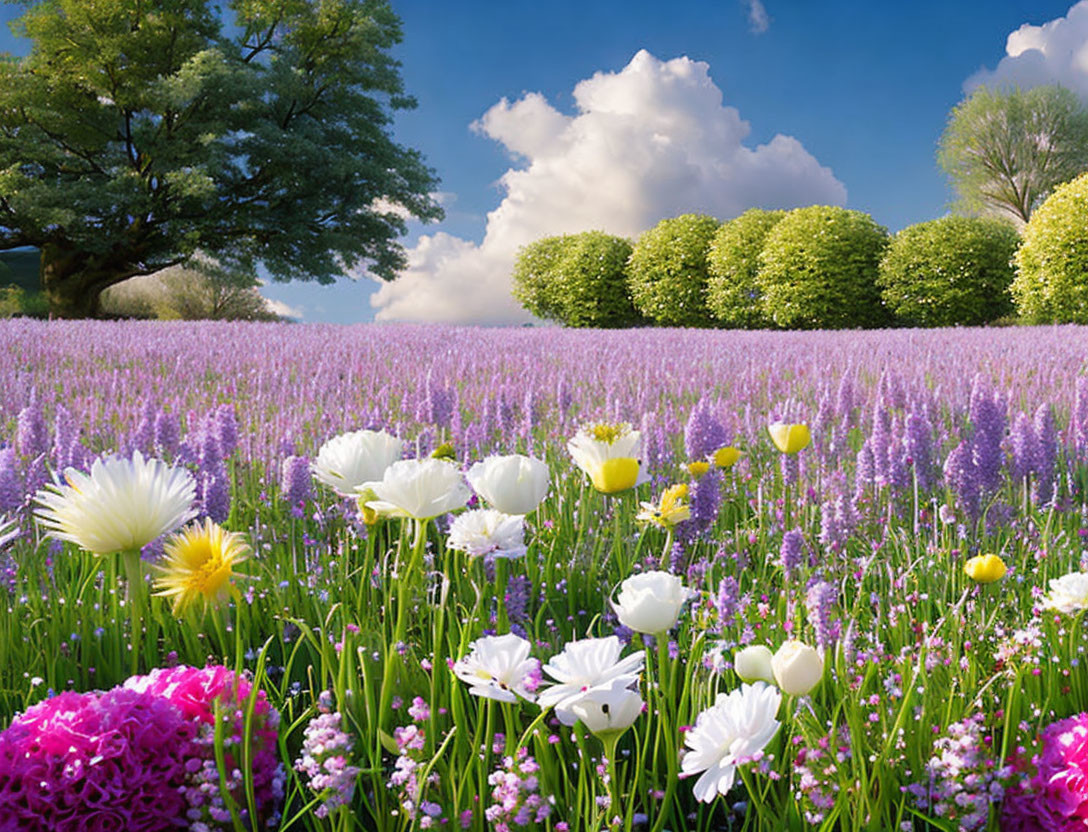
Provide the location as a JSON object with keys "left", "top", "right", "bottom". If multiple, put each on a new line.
{"left": 568, "top": 422, "right": 646, "bottom": 495}
{"left": 637, "top": 484, "right": 691, "bottom": 529}
{"left": 768, "top": 422, "right": 811, "bottom": 454}
{"left": 687, "top": 461, "right": 711, "bottom": 479}
{"left": 712, "top": 446, "right": 741, "bottom": 469}
{"left": 964, "top": 554, "right": 1006, "bottom": 584}
{"left": 153, "top": 519, "right": 249, "bottom": 615}
{"left": 430, "top": 442, "right": 457, "bottom": 462}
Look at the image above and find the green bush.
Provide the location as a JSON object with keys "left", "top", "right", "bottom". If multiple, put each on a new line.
{"left": 626, "top": 214, "right": 721, "bottom": 327}
{"left": 0, "top": 286, "right": 49, "bottom": 318}
{"left": 1011, "top": 172, "right": 1088, "bottom": 323}
{"left": 511, "top": 236, "right": 569, "bottom": 323}
{"left": 555, "top": 232, "right": 638, "bottom": 328}
{"left": 511, "top": 232, "right": 637, "bottom": 327}
{"left": 758, "top": 205, "right": 890, "bottom": 329}
{"left": 706, "top": 209, "right": 785, "bottom": 328}
{"left": 877, "top": 216, "right": 1019, "bottom": 327}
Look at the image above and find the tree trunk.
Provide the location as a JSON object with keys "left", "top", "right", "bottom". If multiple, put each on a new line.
{"left": 39, "top": 242, "right": 122, "bottom": 318}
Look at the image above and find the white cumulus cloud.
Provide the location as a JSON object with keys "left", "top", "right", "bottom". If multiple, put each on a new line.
{"left": 967, "top": 1, "right": 1088, "bottom": 97}
{"left": 372, "top": 49, "right": 846, "bottom": 324}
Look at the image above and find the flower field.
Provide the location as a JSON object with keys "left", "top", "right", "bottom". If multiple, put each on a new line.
{"left": 4, "top": 319, "right": 1088, "bottom": 830}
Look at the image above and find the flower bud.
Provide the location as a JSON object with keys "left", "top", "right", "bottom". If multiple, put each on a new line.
{"left": 964, "top": 553, "right": 1006, "bottom": 584}
{"left": 733, "top": 645, "right": 775, "bottom": 684}
{"left": 771, "top": 640, "right": 823, "bottom": 696}
{"left": 612, "top": 571, "right": 694, "bottom": 635}
{"left": 768, "top": 423, "right": 811, "bottom": 455}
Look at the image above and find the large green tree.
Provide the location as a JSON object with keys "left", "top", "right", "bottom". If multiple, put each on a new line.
{"left": 0, "top": 0, "right": 442, "bottom": 317}
{"left": 938, "top": 84, "right": 1088, "bottom": 225}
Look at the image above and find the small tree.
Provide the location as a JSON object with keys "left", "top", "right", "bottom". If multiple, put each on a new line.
{"left": 938, "top": 85, "right": 1088, "bottom": 224}
{"left": 512, "top": 236, "right": 570, "bottom": 323}
{"left": 626, "top": 214, "right": 720, "bottom": 327}
{"left": 706, "top": 209, "right": 785, "bottom": 328}
{"left": 758, "top": 206, "right": 890, "bottom": 330}
{"left": 512, "top": 232, "right": 637, "bottom": 328}
{"left": 1011, "top": 172, "right": 1088, "bottom": 322}
{"left": 102, "top": 259, "right": 282, "bottom": 320}
{"left": 877, "top": 216, "right": 1019, "bottom": 327}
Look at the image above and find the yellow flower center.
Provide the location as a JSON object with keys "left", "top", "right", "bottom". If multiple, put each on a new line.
{"left": 589, "top": 423, "right": 625, "bottom": 444}
{"left": 154, "top": 519, "right": 248, "bottom": 616}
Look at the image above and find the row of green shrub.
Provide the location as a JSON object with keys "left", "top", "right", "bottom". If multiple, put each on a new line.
{"left": 513, "top": 172, "right": 1088, "bottom": 329}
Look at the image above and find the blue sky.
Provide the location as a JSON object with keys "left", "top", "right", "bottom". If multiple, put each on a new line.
{"left": 0, "top": 1, "right": 1081, "bottom": 322}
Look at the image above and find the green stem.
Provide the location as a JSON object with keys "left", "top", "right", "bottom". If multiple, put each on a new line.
{"left": 121, "top": 549, "right": 146, "bottom": 674}
{"left": 378, "top": 518, "right": 429, "bottom": 735}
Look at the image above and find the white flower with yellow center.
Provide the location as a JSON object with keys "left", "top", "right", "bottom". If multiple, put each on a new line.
{"left": 359, "top": 458, "right": 471, "bottom": 521}
{"left": 453, "top": 633, "right": 539, "bottom": 703}
{"left": 567, "top": 422, "right": 648, "bottom": 494}
{"left": 682, "top": 682, "right": 782, "bottom": 803}
{"left": 312, "top": 429, "right": 402, "bottom": 497}
{"left": 34, "top": 451, "right": 196, "bottom": 555}
{"left": 447, "top": 509, "right": 527, "bottom": 559}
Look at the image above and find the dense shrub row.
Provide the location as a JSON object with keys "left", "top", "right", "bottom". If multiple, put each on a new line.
{"left": 514, "top": 173, "right": 1088, "bottom": 328}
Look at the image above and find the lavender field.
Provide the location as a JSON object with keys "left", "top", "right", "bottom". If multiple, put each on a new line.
{"left": 3, "top": 320, "right": 1088, "bottom": 831}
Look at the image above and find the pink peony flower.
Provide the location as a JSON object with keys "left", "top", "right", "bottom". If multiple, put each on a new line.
{"left": 1002, "top": 712, "right": 1088, "bottom": 831}
{"left": 0, "top": 665, "right": 284, "bottom": 831}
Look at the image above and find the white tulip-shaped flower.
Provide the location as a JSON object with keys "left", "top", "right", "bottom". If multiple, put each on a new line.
{"left": 466, "top": 454, "right": 550, "bottom": 515}
{"left": 1043, "top": 571, "right": 1088, "bottom": 615}
{"left": 733, "top": 645, "right": 775, "bottom": 684}
{"left": 538, "top": 636, "right": 645, "bottom": 725}
{"left": 447, "top": 509, "right": 527, "bottom": 559}
{"left": 569, "top": 677, "right": 644, "bottom": 738}
{"left": 453, "top": 633, "right": 539, "bottom": 703}
{"left": 35, "top": 451, "right": 196, "bottom": 555}
{"left": 612, "top": 570, "right": 694, "bottom": 634}
{"left": 312, "top": 429, "right": 402, "bottom": 497}
{"left": 682, "top": 682, "right": 782, "bottom": 803}
{"left": 567, "top": 422, "right": 649, "bottom": 494}
{"left": 359, "top": 458, "right": 471, "bottom": 520}
{"left": 771, "top": 641, "right": 823, "bottom": 696}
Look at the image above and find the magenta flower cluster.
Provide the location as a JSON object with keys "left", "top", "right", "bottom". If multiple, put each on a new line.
{"left": 0, "top": 665, "right": 283, "bottom": 831}
{"left": 485, "top": 747, "right": 554, "bottom": 830}
{"left": 295, "top": 710, "right": 360, "bottom": 819}
{"left": 905, "top": 714, "right": 1006, "bottom": 831}
{"left": 1002, "top": 712, "right": 1088, "bottom": 831}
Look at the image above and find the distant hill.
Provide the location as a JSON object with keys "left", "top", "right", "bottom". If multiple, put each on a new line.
{"left": 0, "top": 249, "right": 39, "bottom": 292}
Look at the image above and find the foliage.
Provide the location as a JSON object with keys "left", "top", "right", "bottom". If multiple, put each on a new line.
{"left": 626, "top": 214, "right": 721, "bottom": 327}
{"left": 705, "top": 209, "right": 786, "bottom": 328}
{"left": 758, "top": 205, "right": 890, "bottom": 329}
{"left": 511, "top": 236, "right": 569, "bottom": 323}
{"left": 0, "top": 0, "right": 442, "bottom": 316}
{"left": 938, "top": 84, "right": 1088, "bottom": 224}
{"left": 512, "top": 232, "right": 637, "bottom": 327}
{"left": 102, "top": 261, "right": 283, "bottom": 321}
{"left": 1011, "top": 172, "right": 1088, "bottom": 323}
{"left": 877, "top": 216, "right": 1020, "bottom": 327}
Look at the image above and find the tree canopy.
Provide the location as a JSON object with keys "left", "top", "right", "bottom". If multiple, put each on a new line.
{"left": 938, "top": 84, "right": 1088, "bottom": 225}
{"left": 0, "top": 0, "right": 442, "bottom": 316}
